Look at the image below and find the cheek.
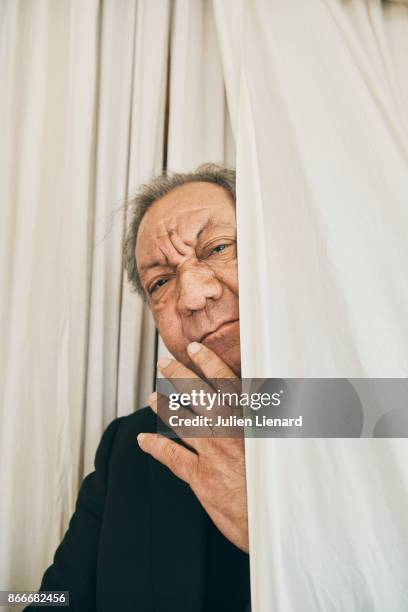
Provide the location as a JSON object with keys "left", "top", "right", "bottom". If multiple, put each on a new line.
{"left": 213, "top": 260, "right": 239, "bottom": 295}
{"left": 154, "top": 308, "right": 186, "bottom": 357}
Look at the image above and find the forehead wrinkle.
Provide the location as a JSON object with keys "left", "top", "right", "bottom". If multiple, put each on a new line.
{"left": 158, "top": 240, "right": 187, "bottom": 268}
{"left": 138, "top": 212, "right": 236, "bottom": 274}
{"left": 148, "top": 221, "right": 184, "bottom": 265}
{"left": 174, "top": 215, "right": 235, "bottom": 245}
{"left": 197, "top": 218, "right": 236, "bottom": 238}
{"left": 139, "top": 235, "right": 188, "bottom": 275}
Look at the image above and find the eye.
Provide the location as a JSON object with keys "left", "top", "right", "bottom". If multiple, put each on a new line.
{"left": 149, "top": 278, "right": 168, "bottom": 295}
{"left": 210, "top": 243, "right": 227, "bottom": 255}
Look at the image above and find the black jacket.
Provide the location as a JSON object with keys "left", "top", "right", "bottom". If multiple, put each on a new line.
{"left": 26, "top": 407, "right": 250, "bottom": 611}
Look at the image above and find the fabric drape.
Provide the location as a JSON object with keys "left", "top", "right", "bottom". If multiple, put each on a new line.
{"left": 156, "top": 0, "right": 234, "bottom": 361}
{"left": 2, "top": 1, "right": 408, "bottom": 609}
{"left": 0, "top": 0, "right": 233, "bottom": 598}
{"left": 214, "top": 0, "right": 408, "bottom": 609}
{"left": 0, "top": 0, "right": 168, "bottom": 594}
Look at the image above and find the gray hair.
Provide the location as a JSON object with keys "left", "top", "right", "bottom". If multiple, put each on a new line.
{"left": 123, "top": 162, "right": 236, "bottom": 298}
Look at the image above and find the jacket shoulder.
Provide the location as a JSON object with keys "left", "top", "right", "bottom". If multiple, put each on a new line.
{"left": 100, "top": 407, "right": 157, "bottom": 473}
{"left": 90, "top": 407, "right": 156, "bottom": 473}
{"left": 120, "top": 406, "right": 157, "bottom": 434}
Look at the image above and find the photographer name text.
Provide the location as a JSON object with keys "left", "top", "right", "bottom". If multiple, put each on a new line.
{"left": 168, "top": 414, "right": 303, "bottom": 428}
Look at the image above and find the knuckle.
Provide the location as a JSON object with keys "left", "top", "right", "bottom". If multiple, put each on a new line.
{"left": 164, "top": 441, "right": 180, "bottom": 464}
{"left": 189, "top": 464, "right": 200, "bottom": 488}
{"left": 169, "top": 361, "right": 186, "bottom": 378}
{"left": 212, "top": 366, "right": 230, "bottom": 379}
{"left": 165, "top": 361, "right": 179, "bottom": 376}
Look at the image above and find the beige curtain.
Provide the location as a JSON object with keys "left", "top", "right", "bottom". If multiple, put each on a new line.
{"left": 157, "top": 0, "right": 234, "bottom": 361}
{"left": 0, "top": 0, "right": 236, "bottom": 598}
{"left": 0, "top": 0, "right": 168, "bottom": 593}
{"left": 214, "top": 1, "right": 408, "bottom": 610}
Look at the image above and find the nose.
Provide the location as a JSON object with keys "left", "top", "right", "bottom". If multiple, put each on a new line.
{"left": 176, "top": 259, "right": 222, "bottom": 315}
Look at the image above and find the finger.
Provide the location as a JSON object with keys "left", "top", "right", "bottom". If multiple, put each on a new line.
{"left": 154, "top": 376, "right": 242, "bottom": 442}
{"left": 137, "top": 432, "right": 198, "bottom": 484}
{"left": 157, "top": 356, "right": 198, "bottom": 379}
{"left": 149, "top": 391, "right": 209, "bottom": 449}
{"left": 156, "top": 357, "right": 215, "bottom": 414}
{"left": 187, "top": 342, "right": 241, "bottom": 395}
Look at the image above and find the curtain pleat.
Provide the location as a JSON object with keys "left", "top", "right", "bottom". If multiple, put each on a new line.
{"left": 156, "top": 0, "right": 234, "bottom": 362}
{"left": 3, "top": 1, "right": 407, "bottom": 608}
{"left": 0, "top": 0, "right": 168, "bottom": 593}
{"left": 214, "top": 1, "right": 408, "bottom": 610}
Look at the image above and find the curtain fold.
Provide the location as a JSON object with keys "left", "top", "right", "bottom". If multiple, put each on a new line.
{"left": 167, "top": 0, "right": 234, "bottom": 172}
{"left": 0, "top": 0, "right": 232, "bottom": 594}
{"left": 0, "top": 0, "right": 168, "bottom": 593}
{"left": 81, "top": 0, "right": 170, "bottom": 475}
{"left": 214, "top": 1, "right": 408, "bottom": 610}
{"left": 2, "top": 1, "right": 408, "bottom": 608}
{"left": 156, "top": 0, "right": 234, "bottom": 362}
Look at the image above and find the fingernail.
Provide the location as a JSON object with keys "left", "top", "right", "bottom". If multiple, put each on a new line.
{"left": 188, "top": 342, "right": 202, "bottom": 355}
{"left": 137, "top": 433, "right": 145, "bottom": 445}
{"left": 157, "top": 357, "right": 173, "bottom": 369}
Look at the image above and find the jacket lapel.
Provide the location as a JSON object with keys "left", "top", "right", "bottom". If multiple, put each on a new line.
{"left": 149, "top": 454, "right": 208, "bottom": 612}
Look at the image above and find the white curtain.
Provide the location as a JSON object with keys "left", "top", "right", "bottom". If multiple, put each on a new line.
{"left": 0, "top": 0, "right": 168, "bottom": 594}
{"left": 0, "top": 0, "right": 234, "bottom": 598}
{"left": 214, "top": 0, "right": 408, "bottom": 610}
{"left": 157, "top": 0, "right": 234, "bottom": 360}
{"left": 2, "top": 1, "right": 408, "bottom": 609}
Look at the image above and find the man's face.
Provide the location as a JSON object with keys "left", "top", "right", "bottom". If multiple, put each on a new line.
{"left": 136, "top": 181, "right": 241, "bottom": 376}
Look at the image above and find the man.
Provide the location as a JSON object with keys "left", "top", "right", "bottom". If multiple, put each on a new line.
{"left": 27, "top": 164, "right": 250, "bottom": 611}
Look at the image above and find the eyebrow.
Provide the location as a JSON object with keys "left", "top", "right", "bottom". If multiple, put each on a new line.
{"left": 138, "top": 220, "right": 236, "bottom": 273}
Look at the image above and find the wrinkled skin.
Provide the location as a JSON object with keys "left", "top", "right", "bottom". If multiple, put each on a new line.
{"left": 136, "top": 182, "right": 241, "bottom": 376}
{"left": 136, "top": 182, "right": 248, "bottom": 553}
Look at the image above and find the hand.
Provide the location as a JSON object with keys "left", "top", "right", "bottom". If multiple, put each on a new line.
{"left": 137, "top": 341, "right": 249, "bottom": 553}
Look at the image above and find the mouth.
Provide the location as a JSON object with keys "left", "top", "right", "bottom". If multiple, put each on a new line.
{"left": 200, "top": 319, "right": 240, "bottom": 343}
